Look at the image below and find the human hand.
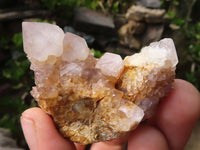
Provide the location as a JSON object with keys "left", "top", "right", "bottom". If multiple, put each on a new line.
{"left": 20, "top": 79, "right": 200, "bottom": 150}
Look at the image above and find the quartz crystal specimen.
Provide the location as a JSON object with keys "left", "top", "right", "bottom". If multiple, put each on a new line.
{"left": 22, "top": 22, "right": 178, "bottom": 145}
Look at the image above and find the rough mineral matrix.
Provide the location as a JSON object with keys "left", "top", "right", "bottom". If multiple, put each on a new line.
{"left": 22, "top": 22, "right": 178, "bottom": 145}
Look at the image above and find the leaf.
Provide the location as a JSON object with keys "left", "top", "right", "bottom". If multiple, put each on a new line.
{"left": 35, "top": 19, "right": 56, "bottom": 24}
{"left": 195, "top": 34, "right": 200, "bottom": 40}
{"left": 12, "top": 33, "right": 23, "bottom": 51}
{"left": 2, "top": 60, "right": 30, "bottom": 81}
{"left": 12, "top": 83, "right": 23, "bottom": 89}
{"left": 112, "top": 2, "right": 119, "bottom": 13}
{"left": 167, "top": 12, "right": 175, "bottom": 19}
{"left": 196, "top": 22, "right": 200, "bottom": 31}
{"left": 173, "top": 18, "right": 185, "bottom": 26}
{"left": 173, "top": 0, "right": 179, "bottom": 6}
{"left": 91, "top": 48, "right": 104, "bottom": 58}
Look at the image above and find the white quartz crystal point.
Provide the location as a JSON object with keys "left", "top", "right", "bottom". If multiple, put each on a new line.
{"left": 117, "top": 103, "right": 144, "bottom": 131}
{"left": 62, "top": 32, "right": 90, "bottom": 62}
{"left": 124, "top": 38, "right": 178, "bottom": 68}
{"left": 95, "top": 52, "right": 124, "bottom": 78}
{"left": 22, "top": 22, "right": 64, "bottom": 63}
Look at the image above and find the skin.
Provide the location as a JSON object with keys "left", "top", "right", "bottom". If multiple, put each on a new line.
{"left": 20, "top": 79, "right": 200, "bottom": 150}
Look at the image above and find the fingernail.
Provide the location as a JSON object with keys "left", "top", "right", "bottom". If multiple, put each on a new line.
{"left": 21, "top": 115, "right": 38, "bottom": 150}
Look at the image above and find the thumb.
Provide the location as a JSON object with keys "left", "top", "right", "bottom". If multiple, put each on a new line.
{"left": 20, "top": 107, "right": 76, "bottom": 150}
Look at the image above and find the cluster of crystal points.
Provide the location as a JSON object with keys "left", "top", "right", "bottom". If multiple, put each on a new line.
{"left": 22, "top": 22, "right": 178, "bottom": 145}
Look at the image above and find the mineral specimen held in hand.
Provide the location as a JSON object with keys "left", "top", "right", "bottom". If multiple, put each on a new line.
{"left": 22, "top": 22, "right": 178, "bottom": 145}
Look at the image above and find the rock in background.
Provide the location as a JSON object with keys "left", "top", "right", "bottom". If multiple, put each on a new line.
{"left": 73, "top": 7, "right": 115, "bottom": 36}
{"left": 118, "top": 0, "right": 169, "bottom": 50}
{"left": 0, "top": 128, "right": 24, "bottom": 150}
{"left": 136, "top": 0, "right": 161, "bottom": 9}
{"left": 69, "top": 2, "right": 170, "bottom": 55}
{"left": 73, "top": 7, "right": 118, "bottom": 49}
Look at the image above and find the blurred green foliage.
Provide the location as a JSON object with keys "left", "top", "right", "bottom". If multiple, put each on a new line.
{"left": 2, "top": 33, "right": 29, "bottom": 81}
{"left": 2, "top": 33, "right": 30, "bottom": 81}
{"left": 0, "top": 31, "right": 35, "bottom": 148}
{"left": 0, "top": 97, "right": 29, "bottom": 134}
{"left": 41, "top": 0, "right": 80, "bottom": 10}
{"left": 172, "top": 18, "right": 185, "bottom": 26}
{"left": 161, "top": 0, "right": 180, "bottom": 8}
{"left": 40, "top": 0, "right": 132, "bottom": 16}
{"left": 34, "top": 18, "right": 56, "bottom": 24}
{"left": 161, "top": 0, "right": 200, "bottom": 90}
{"left": 0, "top": 18, "right": 63, "bottom": 148}
{"left": 185, "top": 22, "right": 200, "bottom": 89}
{"left": 0, "top": 1, "right": 200, "bottom": 149}
{"left": 162, "top": 0, "right": 185, "bottom": 27}
{"left": 91, "top": 48, "right": 104, "bottom": 58}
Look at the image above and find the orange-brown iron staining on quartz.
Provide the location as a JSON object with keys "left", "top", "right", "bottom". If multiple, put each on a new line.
{"left": 22, "top": 22, "right": 178, "bottom": 145}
